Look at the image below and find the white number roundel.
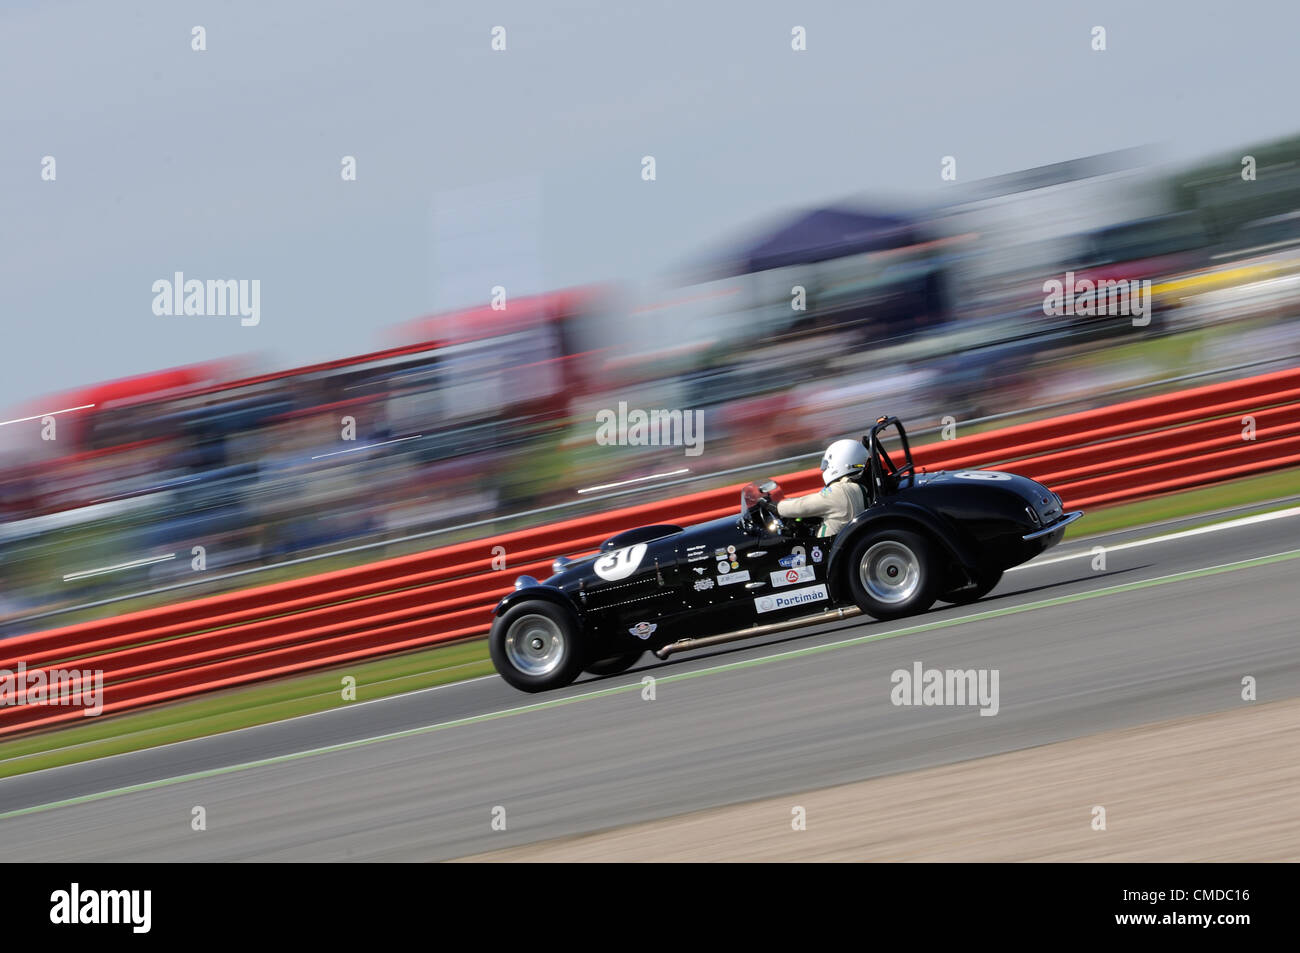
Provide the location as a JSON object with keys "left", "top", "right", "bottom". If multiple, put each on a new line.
{"left": 952, "top": 470, "right": 1012, "bottom": 481}
{"left": 593, "top": 543, "right": 648, "bottom": 581}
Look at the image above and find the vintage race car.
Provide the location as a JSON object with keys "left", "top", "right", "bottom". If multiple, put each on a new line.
{"left": 489, "top": 416, "right": 1082, "bottom": 692}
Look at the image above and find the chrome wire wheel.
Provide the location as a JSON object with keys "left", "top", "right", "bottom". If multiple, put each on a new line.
{"left": 859, "top": 540, "right": 921, "bottom": 605}
{"left": 504, "top": 613, "right": 566, "bottom": 676}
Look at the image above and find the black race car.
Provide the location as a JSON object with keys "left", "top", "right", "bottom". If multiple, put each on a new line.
{"left": 489, "top": 416, "right": 1082, "bottom": 692}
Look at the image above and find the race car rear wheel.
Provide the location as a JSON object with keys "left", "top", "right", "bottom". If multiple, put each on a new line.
{"left": 846, "top": 528, "right": 938, "bottom": 620}
{"left": 940, "top": 567, "right": 1003, "bottom": 605}
{"left": 490, "top": 600, "right": 586, "bottom": 693}
{"left": 583, "top": 651, "right": 644, "bottom": 677}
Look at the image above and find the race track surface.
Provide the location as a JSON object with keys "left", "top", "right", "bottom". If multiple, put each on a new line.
{"left": 2, "top": 506, "right": 1298, "bottom": 860}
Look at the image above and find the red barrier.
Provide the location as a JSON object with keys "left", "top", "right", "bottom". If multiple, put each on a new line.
{"left": 2, "top": 366, "right": 1298, "bottom": 735}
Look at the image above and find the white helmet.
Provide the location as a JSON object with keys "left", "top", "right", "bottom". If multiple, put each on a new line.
{"left": 820, "top": 438, "right": 868, "bottom": 485}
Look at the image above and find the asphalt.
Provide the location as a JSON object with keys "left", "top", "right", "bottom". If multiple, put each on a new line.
{"left": 1, "top": 506, "right": 1298, "bottom": 860}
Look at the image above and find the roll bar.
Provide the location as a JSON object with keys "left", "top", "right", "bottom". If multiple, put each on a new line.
{"left": 862, "top": 415, "right": 915, "bottom": 502}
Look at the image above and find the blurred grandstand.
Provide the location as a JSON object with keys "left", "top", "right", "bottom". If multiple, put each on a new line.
{"left": 4, "top": 140, "right": 1300, "bottom": 634}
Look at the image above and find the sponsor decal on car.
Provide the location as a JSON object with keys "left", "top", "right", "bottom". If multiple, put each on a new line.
{"left": 686, "top": 544, "right": 709, "bottom": 562}
{"left": 628, "top": 621, "right": 658, "bottom": 640}
{"left": 593, "top": 543, "right": 648, "bottom": 582}
{"left": 729, "top": 560, "right": 739, "bottom": 570}
{"left": 693, "top": 578, "right": 714, "bottom": 591}
{"left": 717, "top": 570, "right": 751, "bottom": 586}
{"left": 778, "top": 553, "right": 806, "bottom": 568}
{"left": 770, "top": 565, "right": 816, "bottom": 587}
{"left": 716, "top": 561, "right": 730, "bottom": 574}
{"left": 754, "top": 584, "right": 829, "bottom": 614}
{"left": 811, "top": 546, "right": 823, "bottom": 564}
{"left": 714, "top": 549, "right": 727, "bottom": 558}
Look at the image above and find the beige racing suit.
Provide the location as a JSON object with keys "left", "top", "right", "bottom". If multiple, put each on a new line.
{"left": 776, "top": 478, "right": 867, "bottom": 538}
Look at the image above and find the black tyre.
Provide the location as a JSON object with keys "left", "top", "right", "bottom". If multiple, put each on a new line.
{"left": 940, "top": 567, "right": 1003, "bottom": 605}
{"left": 489, "top": 600, "right": 586, "bottom": 693}
{"left": 845, "top": 527, "right": 939, "bottom": 620}
{"left": 583, "top": 651, "right": 644, "bottom": 677}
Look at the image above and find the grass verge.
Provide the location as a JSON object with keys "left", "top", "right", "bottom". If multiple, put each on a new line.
{"left": 1062, "top": 467, "right": 1299, "bottom": 539}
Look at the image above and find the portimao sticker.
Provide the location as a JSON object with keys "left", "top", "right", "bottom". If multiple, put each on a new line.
{"left": 754, "top": 584, "right": 829, "bottom": 614}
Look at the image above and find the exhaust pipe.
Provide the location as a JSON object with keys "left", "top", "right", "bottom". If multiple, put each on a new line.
{"left": 654, "top": 606, "right": 862, "bottom": 659}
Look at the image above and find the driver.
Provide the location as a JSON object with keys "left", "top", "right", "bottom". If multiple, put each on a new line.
{"left": 774, "top": 439, "right": 869, "bottom": 538}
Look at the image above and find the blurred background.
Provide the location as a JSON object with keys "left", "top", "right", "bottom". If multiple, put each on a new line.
{"left": 3, "top": 2, "right": 1300, "bottom": 633}
{"left": 5, "top": 138, "right": 1300, "bottom": 633}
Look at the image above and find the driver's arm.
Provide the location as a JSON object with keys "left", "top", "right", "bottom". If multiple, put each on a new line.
{"left": 776, "top": 486, "right": 836, "bottom": 520}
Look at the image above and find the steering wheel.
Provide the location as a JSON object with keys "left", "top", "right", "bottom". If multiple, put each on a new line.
{"left": 757, "top": 497, "right": 786, "bottom": 536}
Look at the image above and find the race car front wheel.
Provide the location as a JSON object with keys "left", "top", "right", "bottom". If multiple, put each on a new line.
{"left": 845, "top": 528, "right": 939, "bottom": 620}
{"left": 490, "top": 600, "right": 586, "bottom": 693}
